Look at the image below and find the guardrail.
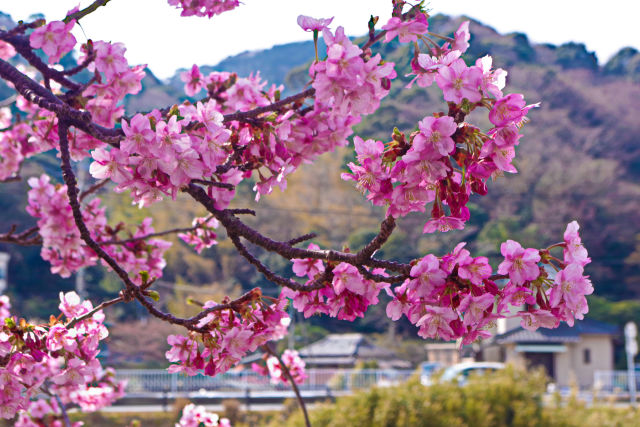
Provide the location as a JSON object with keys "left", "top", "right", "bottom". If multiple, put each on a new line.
{"left": 115, "top": 368, "right": 415, "bottom": 396}
{"left": 594, "top": 370, "right": 640, "bottom": 393}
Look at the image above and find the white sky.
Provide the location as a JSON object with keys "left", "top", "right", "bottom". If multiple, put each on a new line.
{"left": 2, "top": 1, "right": 639, "bottom": 79}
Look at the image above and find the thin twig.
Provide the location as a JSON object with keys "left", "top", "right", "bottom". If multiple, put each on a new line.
{"left": 66, "top": 295, "right": 124, "bottom": 328}
{"left": 0, "top": 225, "right": 42, "bottom": 246}
{"left": 288, "top": 233, "right": 317, "bottom": 246}
{"left": 79, "top": 179, "right": 109, "bottom": 202}
{"left": 99, "top": 216, "right": 215, "bottom": 245}
{"left": 63, "top": 0, "right": 112, "bottom": 23}
{"left": 227, "top": 208, "right": 256, "bottom": 216}
{"left": 191, "top": 179, "right": 235, "bottom": 190}
{"left": 222, "top": 88, "right": 315, "bottom": 123}
{"left": 262, "top": 344, "right": 311, "bottom": 427}
{"left": 54, "top": 394, "right": 72, "bottom": 427}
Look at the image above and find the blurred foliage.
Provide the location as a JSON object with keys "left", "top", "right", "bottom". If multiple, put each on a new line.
{"left": 278, "top": 367, "right": 640, "bottom": 427}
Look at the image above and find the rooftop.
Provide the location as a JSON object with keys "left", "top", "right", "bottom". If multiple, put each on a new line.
{"left": 298, "top": 333, "right": 396, "bottom": 360}
{"left": 494, "top": 319, "right": 618, "bottom": 344}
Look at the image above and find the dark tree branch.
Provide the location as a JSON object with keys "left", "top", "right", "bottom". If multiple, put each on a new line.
{"left": 0, "top": 225, "right": 42, "bottom": 246}
{"left": 54, "top": 394, "right": 71, "bottom": 427}
{"left": 58, "top": 120, "right": 139, "bottom": 294}
{"left": 0, "top": 33, "right": 81, "bottom": 91}
{"left": 191, "top": 179, "right": 235, "bottom": 189}
{"left": 61, "top": 50, "right": 95, "bottom": 76}
{"left": 356, "top": 264, "right": 407, "bottom": 284}
{"left": 229, "top": 233, "right": 325, "bottom": 291}
{"left": 185, "top": 184, "right": 412, "bottom": 276}
{"left": 65, "top": 295, "right": 124, "bottom": 328}
{"left": 63, "top": 0, "right": 112, "bottom": 23}
{"left": 222, "top": 88, "right": 315, "bottom": 123}
{"left": 0, "top": 58, "right": 123, "bottom": 144}
{"left": 262, "top": 343, "right": 311, "bottom": 427}
{"left": 288, "top": 233, "right": 317, "bottom": 246}
{"left": 99, "top": 216, "right": 215, "bottom": 245}
{"left": 227, "top": 208, "right": 256, "bottom": 216}
{"left": 79, "top": 179, "right": 109, "bottom": 202}
{"left": 354, "top": 215, "right": 395, "bottom": 263}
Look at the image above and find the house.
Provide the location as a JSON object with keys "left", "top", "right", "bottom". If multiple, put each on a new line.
{"left": 482, "top": 318, "right": 618, "bottom": 389}
{"left": 424, "top": 341, "right": 476, "bottom": 366}
{"left": 297, "top": 333, "right": 410, "bottom": 369}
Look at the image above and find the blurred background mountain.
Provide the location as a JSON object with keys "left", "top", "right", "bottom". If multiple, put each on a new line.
{"left": 0, "top": 13, "right": 639, "bottom": 361}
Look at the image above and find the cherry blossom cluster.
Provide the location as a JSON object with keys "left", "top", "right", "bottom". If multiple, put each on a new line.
{"left": 15, "top": 399, "right": 83, "bottom": 427}
{"left": 0, "top": 293, "right": 125, "bottom": 421}
{"left": 27, "top": 174, "right": 170, "bottom": 282}
{"left": 29, "top": 17, "right": 145, "bottom": 140}
{"left": 179, "top": 216, "right": 220, "bottom": 253}
{"left": 344, "top": 13, "right": 537, "bottom": 233}
{"left": 166, "top": 292, "right": 290, "bottom": 376}
{"left": 521, "top": 221, "right": 593, "bottom": 330}
{"left": 382, "top": 221, "right": 592, "bottom": 343}
{"left": 282, "top": 243, "right": 389, "bottom": 320}
{"left": 177, "top": 403, "right": 231, "bottom": 427}
{"left": 252, "top": 349, "right": 308, "bottom": 385}
{"left": 168, "top": 0, "right": 240, "bottom": 18}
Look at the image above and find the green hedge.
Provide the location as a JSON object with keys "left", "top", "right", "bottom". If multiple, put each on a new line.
{"left": 277, "top": 367, "right": 640, "bottom": 427}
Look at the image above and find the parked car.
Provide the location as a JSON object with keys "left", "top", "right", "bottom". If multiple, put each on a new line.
{"left": 439, "top": 362, "right": 505, "bottom": 386}
{"left": 419, "top": 362, "right": 443, "bottom": 386}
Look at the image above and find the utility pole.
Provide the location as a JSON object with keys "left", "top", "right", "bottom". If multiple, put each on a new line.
{"left": 625, "top": 321, "right": 637, "bottom": 406}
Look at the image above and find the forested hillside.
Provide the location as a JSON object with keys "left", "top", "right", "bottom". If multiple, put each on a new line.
{"left": 0, "top": 12, "right": 638, "bottom": 337}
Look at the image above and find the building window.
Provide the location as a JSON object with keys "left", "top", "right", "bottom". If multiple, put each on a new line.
{"left": 583, "top": 348, "right": 591, "bottom": 364}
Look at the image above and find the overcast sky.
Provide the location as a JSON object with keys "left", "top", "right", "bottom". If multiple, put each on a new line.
{"left": 3, "top": 1, "right": 639, "bottom": 79}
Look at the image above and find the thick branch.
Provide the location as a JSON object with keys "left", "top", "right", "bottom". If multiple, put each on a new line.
{"left": 229, "top": 233, "right": 325, "bottom": 291}
{"left": 0, "top": 33, "right": 81, "bottom": 91}
{"left": 0, "top": 58, "right": 123, "bottom": 144}
{"left": 185, "top": 184, "right": 411, "bottom": 274}
{"left": 58, "top": 120, "right": 138, "bottom": 293}
{"left": 354, "top": 215, "right": 395, "bottom": 263}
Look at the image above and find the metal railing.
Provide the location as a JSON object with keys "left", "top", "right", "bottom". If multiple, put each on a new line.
{"left": 594, "top": 370, "right": 640, "bottom": 393}
{"left": 115, "top": 368, "right": 415, "bottom": 395}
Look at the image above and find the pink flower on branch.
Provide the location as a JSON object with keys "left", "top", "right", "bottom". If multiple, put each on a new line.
{"left": 29, "top": 20, "right": 76, "bottom": 64}
{"left": 435, "top": 58, "right": 483, "bottom": 104}
{"left": 497, "top": 240, "right": 541, "bottom": 286}
{"left": 382, "top": 13, "right": 429, "bottom": 43}
{"left": 297, "top": 15, "right": 334, "bottom": 32}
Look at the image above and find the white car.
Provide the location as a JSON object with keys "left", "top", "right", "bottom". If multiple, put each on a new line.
{"left": 439, "top": 362, "right": 505, "bottom": 385}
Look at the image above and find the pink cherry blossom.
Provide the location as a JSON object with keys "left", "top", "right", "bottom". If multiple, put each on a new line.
{"left": 435, "top": 59, "right": 483, "bottom": 104}
{"left": 452, "top": 21, "right": 471, "bottom": 53}
{"left": 297, "top": 15, "right": 334, "bottom": 32}
{"left": 181, "top": 64, "right": 206, "bottom": 97}
{"left": 382, "top": 13, "right": 429, "bottom": 43}
{"left": 29, "top": 20, "right": 76, "bottom": 64}
{"left": 93, "top": 41, "right": 129, "bottom": 81}
{"left": 497, "top": 240, "right": 541, "bottom": 286}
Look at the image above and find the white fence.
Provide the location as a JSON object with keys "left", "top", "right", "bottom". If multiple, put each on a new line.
{"left": 594, "top": 370, "right": 640, "bottom": 394}
{"left": 115, "top": 369, "right": 415, "bottom": 396}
